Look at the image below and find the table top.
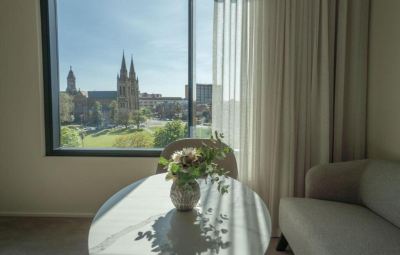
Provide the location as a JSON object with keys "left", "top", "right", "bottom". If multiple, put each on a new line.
{"left": 88, "top": 173, "right": 271, "bottom": 255}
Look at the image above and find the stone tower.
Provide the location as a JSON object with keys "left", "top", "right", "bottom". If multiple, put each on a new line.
{"left": 117, "top": 52, "right": 139, "bottom": 112}
{"left": 64, "top": 66, "right": 88, "bottom": 124}
{"left": 66, "top": 66, "right": 77, "bottom": 95}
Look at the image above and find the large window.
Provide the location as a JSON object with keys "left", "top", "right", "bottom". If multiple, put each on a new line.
{"left": 41, "top": 0, "right": 214, "bottom": 156}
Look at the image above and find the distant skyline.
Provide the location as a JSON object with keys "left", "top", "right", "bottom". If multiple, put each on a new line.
{"left": 57, "top": 0, "right": 214, "bottom": 98}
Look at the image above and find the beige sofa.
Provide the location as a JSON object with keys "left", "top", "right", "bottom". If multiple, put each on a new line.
{"left": 277, "top": 160, "right": 400, "bottom": 255}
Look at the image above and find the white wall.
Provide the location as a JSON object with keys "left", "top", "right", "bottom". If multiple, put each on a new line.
{"left": 368, "top": 0, "right": 400, "bottom": 160}
{"left": 0, "top": 0, "right": 158, "bottom": 217}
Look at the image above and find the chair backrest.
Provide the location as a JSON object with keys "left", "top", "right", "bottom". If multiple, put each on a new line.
{"left": 156, "top": 138, "right": 238, "bottom": 179}
{"left": 360, "top": 160, "right": 400, "bottom": 228}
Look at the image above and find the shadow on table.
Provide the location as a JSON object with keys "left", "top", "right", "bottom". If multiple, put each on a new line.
{"left": 135, "top": 208, "right": 230, "bottom": 254}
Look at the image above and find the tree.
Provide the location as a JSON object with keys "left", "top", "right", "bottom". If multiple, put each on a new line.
{"left": 154, "top": 120, "right": 187, "bottom": 147}
{"left": 140, "top": 107, "right": 152, "bottom": 118}
{"left": 109, "top": 100, "right": 118, "bottom": 125}
{"left": 132, "top": 109, "right": 147, "bottom": 130}
{"left": 79, "top": 130, "right": 86, "bottom": 147}
{"left": 59, "top": 93, "right": 74, "bottom": 124}
{"left": 196, "top": 104, "right": 212, "bottom": 124}
{"left": 114, "top": 132, "right": 154, "bottom": 148}
{"left": 155, "top": 102, "right": 183, "bottom": 120}
{"left": 60, "top": 126, "right": 81, "bottom": 147}
{"left": 89, "top": 101, "right": 104, "bottom": 127}
{"left": 117, "top": 109, "right": 131, "bottom": 128}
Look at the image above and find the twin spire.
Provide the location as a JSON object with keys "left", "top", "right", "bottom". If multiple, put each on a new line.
{"left": 119, "top": 51, "right": 136, "bottom": 80}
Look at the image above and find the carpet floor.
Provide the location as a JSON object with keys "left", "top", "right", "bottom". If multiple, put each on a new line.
{"left": 0, "top": 217, "right": 293, "bottom": 255}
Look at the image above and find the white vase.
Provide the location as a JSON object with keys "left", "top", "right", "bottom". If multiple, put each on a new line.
{"left": 170, "top": 180, "right": 200, "bottom": 211}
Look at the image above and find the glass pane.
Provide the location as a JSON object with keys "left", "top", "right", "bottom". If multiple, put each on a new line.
{"left": 56, "top": 0, "right": 188, "bottom": 149}
{"left": 194, "top": 0, "right": 213, "bottom": 138}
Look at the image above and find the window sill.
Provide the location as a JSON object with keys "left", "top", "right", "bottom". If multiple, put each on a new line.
{"left": 46, "top": 148, "right": 162, "bottom": 157}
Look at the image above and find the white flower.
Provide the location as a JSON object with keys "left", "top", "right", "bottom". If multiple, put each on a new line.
{"left": 181, "top": 147, "right": 199, "bottom": 164}
{"left": 182, "top": 147, "right": 197, "bottom": 157}
{"left": 171, "top": 151, "right": 183, "bottom": 163}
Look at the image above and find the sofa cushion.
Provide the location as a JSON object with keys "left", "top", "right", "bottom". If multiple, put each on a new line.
{"left": 279, "top": 198, "right": 400, "bottom": 255}
{"left": 360, "top": 160, "right": 400, "bottom": 228}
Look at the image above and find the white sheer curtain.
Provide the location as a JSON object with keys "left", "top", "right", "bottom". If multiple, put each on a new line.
{"left": 212, "top": 0, "right": 245, "bottom": 150}
{"left": 212, "top": 0, "right": 369, "bottom": 236}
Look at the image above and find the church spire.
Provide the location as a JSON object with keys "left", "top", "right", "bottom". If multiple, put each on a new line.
{"left": 120, "top": 51, "right": 127, "bottom": 78}
{"left": 129, "top": 55, "right": 135, "bottom": 78}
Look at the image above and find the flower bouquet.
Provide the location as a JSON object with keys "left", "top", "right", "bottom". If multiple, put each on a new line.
{"left": 159, "top": 132, "right": 232, "bottom": 211}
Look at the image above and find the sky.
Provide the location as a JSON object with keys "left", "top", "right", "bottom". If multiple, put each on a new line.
{"left": 58, "top": 0, "right": 214, "bottom": 98}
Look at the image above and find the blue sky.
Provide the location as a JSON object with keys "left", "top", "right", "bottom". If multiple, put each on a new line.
{"left": 58, "top": 0, "right": 213, "bottom": 97}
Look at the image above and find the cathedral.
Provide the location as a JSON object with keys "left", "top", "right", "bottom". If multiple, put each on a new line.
{"left": 65, "top": 52, "right": 140, "bottom": 125}
{"left": 117, "top": 52, "right": 140, "bottom": 112}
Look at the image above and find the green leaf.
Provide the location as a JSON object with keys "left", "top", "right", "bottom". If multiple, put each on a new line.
{"left": 170, "top": 163, "right": 180, "bottom": 174}
{"left": 159, "top": 157, "right": 169, "bottom": 166}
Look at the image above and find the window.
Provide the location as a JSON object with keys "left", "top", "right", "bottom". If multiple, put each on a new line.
{"left": 41, "top": 0, "right": 214, "bottom": 156}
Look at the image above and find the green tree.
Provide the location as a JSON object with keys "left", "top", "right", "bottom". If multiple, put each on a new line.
{"left": 117, "top": 109, "right": 131, "bottom": 128}
{"left": 59, "top": 93, "right": 74, "bottom": 124}
{"left": 132, "top": 109, "right": 147, "bottom": 130}
{"left": 114, "top": 132, "right": 154, "bottom": 148}
{"left": 79, "top": 130, "right": 86, "bottom": 147}
{"left": 90, "top": 101, "right": 104, "bottom": 127}
{"left": 140, "top": 107, "right": 152, "bottom": 118}
{"left": 60, "top": 126, "right": 81, "bottom": 147}
{"left": 154, "top": 120, "right": 187, "bottom": 147}
{"left": 155, "top": 102, "right": 182, "bottom": 120}
{"left": 109, "top": 100, "right": 118, "bottom": 125}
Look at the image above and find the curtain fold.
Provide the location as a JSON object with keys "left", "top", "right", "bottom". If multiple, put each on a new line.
{"left": 212, "top": 0, "right": 369, "bottom": 236}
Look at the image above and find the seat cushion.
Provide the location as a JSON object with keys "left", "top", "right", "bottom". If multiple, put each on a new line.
{"left": 279, "top": 198, "right": 400, "bottom": 255}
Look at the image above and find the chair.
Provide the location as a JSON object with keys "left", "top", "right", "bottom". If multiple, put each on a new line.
{"left": 156, "top": 138, "right": 238, "bottom": 179}
{"left": 277, "top": 159, "right": 400, "bottom": 254}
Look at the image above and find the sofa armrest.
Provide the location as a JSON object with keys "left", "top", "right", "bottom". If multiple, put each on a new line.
{"left": 305, "top": 160, "right": 368, "bottom": 204}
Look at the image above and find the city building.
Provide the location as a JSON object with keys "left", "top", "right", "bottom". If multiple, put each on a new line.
{"left": 139, "top": 97, "right": 187, "bottom": 109}
{"left": 185, "top": 84, "right": 213, "bottom": 124}
{"left": 140, "top": 92, "right": 162, "bottom": 98}
{"left": 185, "top": 83, "right": 213, "bottom": 105}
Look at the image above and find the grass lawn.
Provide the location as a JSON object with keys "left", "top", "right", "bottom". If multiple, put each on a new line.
{"left": 65, "top": 124, "right": 211, "bottom": 148}
{"left": 83, "top": 134, "right": 117, "bottom": 147}
{"left": 83, "top": 128, "right": 151, "bottom": 147}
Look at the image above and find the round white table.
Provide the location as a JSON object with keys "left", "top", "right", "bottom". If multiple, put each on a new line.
{"left": 88, "top": 173, "right": 271, "bottom": 255}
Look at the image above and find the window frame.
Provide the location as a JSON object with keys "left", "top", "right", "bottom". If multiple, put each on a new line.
{"left": 40, "top": 0, "right": 196, "bottom": 157}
